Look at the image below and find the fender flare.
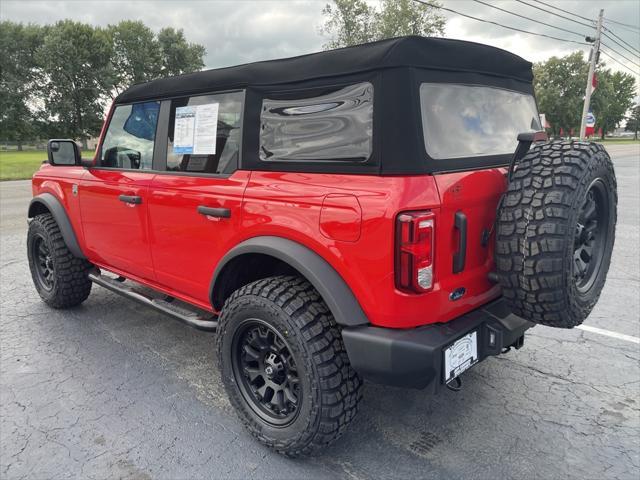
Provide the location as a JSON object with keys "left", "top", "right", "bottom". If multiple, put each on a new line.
{"left": 210, "top": 236, "right": 369, "bottom": 327}
{"left": 28, "top": 193, "right": 86, "bottom": 259}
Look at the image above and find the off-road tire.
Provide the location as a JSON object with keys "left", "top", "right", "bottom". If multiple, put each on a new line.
{"left": 496, "top": 141, "right": 617, "bottom": 328}
{"left": 216, "top": 275, "right": 363, "bottom": 456}
{"left": 27, "top": 213, "right": 92, "bottom": 308}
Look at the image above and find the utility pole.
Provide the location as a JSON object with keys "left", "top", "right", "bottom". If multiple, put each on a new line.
{"left": 580, "top": 9, "right": 604, "bottom": 140}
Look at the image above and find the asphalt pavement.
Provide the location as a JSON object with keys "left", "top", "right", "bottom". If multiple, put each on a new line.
{"left": 1, "top": 144, "right": 639, "bottom": 480}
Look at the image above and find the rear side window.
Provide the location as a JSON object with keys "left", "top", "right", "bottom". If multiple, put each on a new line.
{"left": 167, "top": 91, "right": 244, "bottom": 175}
{"left": 420, "top": 84, "right": 541, "bottom": 160}
{"left": 100, "top": 101, "right": 160, "bottom": 169}
{"left": 260, "top": 82, "right": 373, "bottom": 162}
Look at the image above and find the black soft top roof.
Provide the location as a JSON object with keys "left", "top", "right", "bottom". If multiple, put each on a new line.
{"left": 116, "top": 36, "right": 533, "bottom": 103}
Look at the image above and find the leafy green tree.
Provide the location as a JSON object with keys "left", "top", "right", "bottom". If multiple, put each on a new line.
{"left": 0, "top": 22, "right": 45, "bottom": 149}
{"left": 625, "top": 104, "right": 640, "bottom": 140}
{"left": 36, "top": 20, "right": 114, "bottom": 149}
{"left": 108, "top": 20, "right": 162, "bottom": 95}
{"left": 375, "top": 0, "right": 445, "bottom": 39}
{"left": 533, "top": 52, "right": 587, "bottom": 137}
{"left": 321, "top": 0, "right": 445, "bottom": 49}
{"left": 534, "top": 52, "right": 636, "bottom": 138}
{"left": 157, "top": 28, "right": 206, "bottom": 76}
{"left": 321, "top": 0, "right": 376, "bottom": 49}
{"left": 593, "top": 70, "right": 636, "bottom": 139}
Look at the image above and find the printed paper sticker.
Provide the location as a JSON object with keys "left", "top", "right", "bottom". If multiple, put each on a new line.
{"left": 172, "top": 103, "right": 219, "bottom": 155}
{"left": 173, "top": 106, "right": 196, "bottom": 154}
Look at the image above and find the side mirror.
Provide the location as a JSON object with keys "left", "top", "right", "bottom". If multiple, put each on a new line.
{"left": 47, "top": 139, "right": 81, "bottom": 166}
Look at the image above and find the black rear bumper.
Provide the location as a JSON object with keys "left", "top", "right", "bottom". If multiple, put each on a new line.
{"left": 341, "top": 298, "right": 533, "bottom": 391}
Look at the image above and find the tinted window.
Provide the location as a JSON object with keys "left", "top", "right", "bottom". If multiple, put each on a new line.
{"left": 420, "top": 84, "right": 541, "bottom": 160}
{"left": 167, "top": 91, "right": 243, "bottom": 174}
{"left": 260, "top": 82, "right": 373, "bottom": 162}
{"left": 100, "top": 101, "right": 160, "bottom": 169}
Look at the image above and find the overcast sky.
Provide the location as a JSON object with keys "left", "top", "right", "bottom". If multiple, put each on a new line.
{"left": 2, "top": 0, "right": 639, "bottom": 80}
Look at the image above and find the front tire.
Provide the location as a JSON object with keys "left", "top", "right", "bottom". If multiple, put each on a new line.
{"left": 27, "top": 213, "right": 92, "bottom": 308}
{"left": 216, "top": 275, "right": 362, "bottom": 456}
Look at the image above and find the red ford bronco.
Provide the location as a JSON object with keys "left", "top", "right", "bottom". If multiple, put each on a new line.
{"left": 27, "top": 36, "right": 617, "bottom": 456}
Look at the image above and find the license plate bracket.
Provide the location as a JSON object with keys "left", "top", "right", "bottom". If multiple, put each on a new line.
{"left": 443, "top": 330, "right": 478, "bottom": 383}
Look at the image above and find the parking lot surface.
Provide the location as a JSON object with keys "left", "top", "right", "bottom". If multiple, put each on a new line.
{"left": 1, "top": 144, "right": 639, "bottom": 480}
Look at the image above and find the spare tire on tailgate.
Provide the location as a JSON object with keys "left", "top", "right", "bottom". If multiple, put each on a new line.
{"left": 495, "top": 141, "right": 617, "bottom": 328}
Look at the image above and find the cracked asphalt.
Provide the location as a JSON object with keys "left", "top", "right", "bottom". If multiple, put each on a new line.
{"left": 1, "top": 144, "right": 639, "bottom": 480}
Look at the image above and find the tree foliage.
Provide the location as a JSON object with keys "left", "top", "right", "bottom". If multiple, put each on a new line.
{"left": 0, "top": 22, "right": 45, "bottom": 148}
{"left": 534, "top": 52, "right": 637, "bottom": 138}
{"left": 157, "top": 27, "right": 206, "bottom": 76}
{"left": 0, "top": 20, "right": 206, "bottom": 144}
{"left": 109, "top": 20, "right": 162, "bottom": 94}
{"left": 37, "top": 20, "right": 114, "bottom": 148}
{"left": 625, "top": 104, "right": 640, "bottom": 139}
{"left": 321, "top": 0, "right": 445, "bottom": 49}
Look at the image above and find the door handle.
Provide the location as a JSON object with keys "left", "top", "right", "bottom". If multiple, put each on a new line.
{"left": 119, "top": 194, "right": 142, "bottom": 205}
{"left": 197, "top": 206, "right": 231, "bottom": 218}
{"left": 453, "top": 211, "right": 467, "bottom": 274}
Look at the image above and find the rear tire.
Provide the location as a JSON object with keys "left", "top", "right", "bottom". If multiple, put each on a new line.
{"left": 496, "top": 141, "right": 617, "bottom": 328}
{"left": 27, "top": 213, "right": 92, "bottom": 308}
{"left": 216, "top": 275, "right": 362, "bottom": 456}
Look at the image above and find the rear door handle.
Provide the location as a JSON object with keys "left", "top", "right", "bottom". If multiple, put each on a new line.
{"left": 197, "top": 206, "right": 231, "bottom": 218}
{"left": 118, "top": 194, "right": 142, "bottom": 205}
{"left": 453, "top": 211, "right": 467, "bottom": 274}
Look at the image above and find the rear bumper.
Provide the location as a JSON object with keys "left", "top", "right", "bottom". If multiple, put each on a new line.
{"left": 341, "top": 298, "right": 533, "bottom": 391}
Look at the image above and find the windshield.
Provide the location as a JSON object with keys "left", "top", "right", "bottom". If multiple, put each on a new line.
{"left": 420, "top": 83, "right": 541, "bottom": 160}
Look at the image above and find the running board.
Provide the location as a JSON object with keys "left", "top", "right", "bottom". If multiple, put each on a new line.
{"left": 88, "top": 271, "right": 218, "bottom": 332}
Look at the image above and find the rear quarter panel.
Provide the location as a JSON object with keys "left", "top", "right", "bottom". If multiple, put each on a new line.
{"left": 242, "top": 172, "right": 446, "bottom": 328}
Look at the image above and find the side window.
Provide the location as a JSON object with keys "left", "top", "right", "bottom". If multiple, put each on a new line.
{"left": 100, "top": 101, "right": 160, "bottom": 169}
{"left": 167, "top": 91, "right": 244, "bottom": 175}
{"left": 260, "top": 82, "right": 373, "bottom": 162}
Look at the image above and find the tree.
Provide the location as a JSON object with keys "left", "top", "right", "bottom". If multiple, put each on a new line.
{"left": 375, "top": 0, "right": 445, "bottom": 39}
{"left": 533, "top": 52, "right": 587, "bottom": 137}
{"left": 625, "top": 104, "right": 640, "bottom": 140}
{"left": 108, "top": 21, "right": 162, "bottom": 95}
{"left": 320, "top": 0, "right": 445, "bottom": 49}
{"left": 321, "top": 0, "right": 376, "bottom": 49}
{"left": 157, "top": 28, "right": 206, "bottom": 76}
{"left": 592, "top": 70, "right": 636, "bottom": 139}
{"left": 533, "top": 52, "right": 636, "bottom": 138}
{"left": 36, "top": 20, "right": 114, "bottom": 148}
{"left": 0, "top": 22, "right": 44, "bottom": 149}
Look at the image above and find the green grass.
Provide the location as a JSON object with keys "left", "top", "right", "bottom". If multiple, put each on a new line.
{"left": 0, "top": 150, "right": 94, "bottom": 181}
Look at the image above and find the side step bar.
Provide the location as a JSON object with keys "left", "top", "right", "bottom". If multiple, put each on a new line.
{"left": 88, "top": 271, "right": 218, "bottom": 332}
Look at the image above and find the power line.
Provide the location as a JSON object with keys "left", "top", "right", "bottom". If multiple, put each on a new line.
{"left": 472, "top": 0, "right": 590, "bottom": 40}
{"left": 412, "top": 0, "right": 590, "bottom": 47}
{"left": 532, "top": 0, "right": 594, "bottom": 23}
{"left": 602, "top": 32, "right": 640, "bottom": 59}
{"left": 516, "top": 0, "right": 595, "bottom": 30}
{"left": 603, "top": 17, "right": 640, "bottom": 32}
{"left": 603, "top": 21, "right": 640, "bottom": 35}
{"left": 601, "top": 42, "right": 640, "bottom": 69}
{"left": 603, "top": 27, "right": 640, "bottom": 55}
{"left": 600, "top": 49, "right": 640, "bottom": 76}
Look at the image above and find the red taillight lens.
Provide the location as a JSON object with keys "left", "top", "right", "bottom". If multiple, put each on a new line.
{"left": 395, "top": 211, "right": 435, "bottom": 293}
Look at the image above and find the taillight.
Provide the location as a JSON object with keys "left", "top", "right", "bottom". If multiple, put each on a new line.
{"left": 395, "top": 211, "right": 435, "bottom": 293}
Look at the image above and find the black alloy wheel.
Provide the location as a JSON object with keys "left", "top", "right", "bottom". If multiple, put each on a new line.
{"left": 27, "top": 213, "right": 93, "bottom": 308}
{"left": 32, "top": 233, "right": 55, "bottom": 291}
{"left": 495, "top": 141, "right": 617, "bottom": 328}
{"left": 217, "top": 275, "right": 363, "bottom": 455}
{"left": 573, "top": 179, "right": 611, "bottom": 294}
{"left": 232, "top": 319, "right": 301, "bottom": 426}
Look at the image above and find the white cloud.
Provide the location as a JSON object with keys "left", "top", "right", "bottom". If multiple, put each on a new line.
{"left": 1, "top": 0, "right": 637, "bottom": 78}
